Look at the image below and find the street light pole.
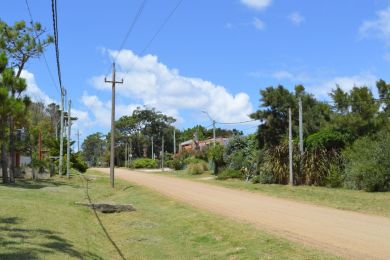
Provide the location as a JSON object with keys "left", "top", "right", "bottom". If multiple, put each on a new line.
{"left": 202, "top": 110, "right": 216, "bottom": 146}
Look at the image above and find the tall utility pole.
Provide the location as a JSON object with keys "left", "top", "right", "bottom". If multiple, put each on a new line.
{"left": 161, "top": 134, "right": 165, "bottom": 172}
{"left": 298, "top": 97, "right": 304, "bottom": 155}
{"left": 125, "top": 142, "right": 128, "bottom": 168}
{"left": 202, "top": 110, "right": 216, "bottom": 146}
{"left": 59, "top": 88, "right": 65, "bottom": 176}
{"left": 212, "top": 120, "right": 216, "bottom": 146}
{"left": 151, "top": 136, "right": 154, "bottom": 160}
{"left": 105, "top": 62, "right": 123, "bottom": 188}
{"left": 66, "top": 99, "right": 71, "bottom": 179}
{"left": 289, "top": 107, "right": 293, "bottom": 186}
{"left": 76, "top": 129, "right": 81, "bottom": 152}
{"left": 38, "top": 130, "right": 42, "bottom": 160}
{"left": 173, "top": 129, "right": 176, "bottom": 154}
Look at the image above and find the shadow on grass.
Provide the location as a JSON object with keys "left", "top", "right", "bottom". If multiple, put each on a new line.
{"left": 0, "top": 178, "right": 81, "bottom": 190}
{"left": 0, "top": 216, "right": 102, "bottom": 259}
{"left": 82, "top": 177, "right": 127, "bottom": 260}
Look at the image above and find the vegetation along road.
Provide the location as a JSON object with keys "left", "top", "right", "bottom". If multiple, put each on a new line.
{"left": 94, "top": 167, "right": 390, "bottom": 260}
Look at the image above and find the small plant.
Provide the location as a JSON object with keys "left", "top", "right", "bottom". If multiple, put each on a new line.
{"left": 130, "top": 158, "right": 158, "bottom": 169}
{"left": 186, "top": 162, "right": 206, "bottom": 175}
{"left": 217, "top": 168, "right": 242, "bottom": 180}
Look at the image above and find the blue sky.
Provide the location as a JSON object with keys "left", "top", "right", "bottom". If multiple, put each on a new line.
{"left": 2, "top": 0, "right": 390, "bottom": 144}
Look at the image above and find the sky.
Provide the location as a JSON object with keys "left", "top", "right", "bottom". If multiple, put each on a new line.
{"left": 1, "top": 0, "right": 390, "bottom": 146}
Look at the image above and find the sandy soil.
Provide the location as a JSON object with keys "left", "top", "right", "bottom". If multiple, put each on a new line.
{"left": 92, "top": 168, "right": 390, "bottom": 259}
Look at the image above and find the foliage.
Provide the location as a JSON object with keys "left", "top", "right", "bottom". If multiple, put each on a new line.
{"left": 166, "top": 159, "right": 184, "bottom": 170}
{"left": 81, "top": 132, "right": 106, "bottom": 166}
{"left": 186, "top": 162, "right": 207, "bottom": 175}
{"left": 217, "top": 168, "right": 242, "bottom": 180}
{"left": 71, "top": 153, "right": 88, "bottom": 173}
{"left": 343, "top": 131, "right": 390, "bottom": 192}
{"left": 130, "top": 158, "right": 158, "bottom": 169}
{"left": 183, "top": 156, "right": 205, "bottom": 166}
{"left": 207, "top": 143, "right": 225, "bottom": 175}
{"left": 305, "top": 128, "right": 350, "bottom": 150}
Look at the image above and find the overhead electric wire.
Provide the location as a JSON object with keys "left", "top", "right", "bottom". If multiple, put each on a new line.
{"left": 140, "top": 0, "right": 184, "bottom": 55}
{"left": 216, "top": 119, "right": 259, "bottom": 125}
{"left": 105, "top": 0, "right": 148, "bottom": 77}
{"left": 51, "top": 0, "right": 63, "bottom": 91}
{"left": 25, "top": 0, "right": 61, "bottom": 96}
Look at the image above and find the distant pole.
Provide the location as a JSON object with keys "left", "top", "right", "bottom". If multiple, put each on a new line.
{"left": 161, "top": 134, "right": 165, "bottom": 172}
{"left": 76, "top": 129, "right": 81, "bottom": 152}
{"left": 59, "top": 88, "right": 65, "bottom": 176}
{"left": 298, "top": 97, "right": 304, "bottom": 155}
{"left": 151, "top": 136, "right": 154, "bottom": 159}
{"left": 173, "top": 129, "right": 176, "bottom": 154}
{"left": 38, "top": 130, "right": 42, "bottom": 160}
{"left": 289, "top": 107, "right": 293, "bottom": 185}
{"left": 105, "top": 62, "right": 124, "bottom": 188}
{"left": 125, "top": 142, "right": 127, "bottom": 168}
{"left": 213, "top": 120, "right": 216, "bottom": 146}
{"left": 66, "top": 99, "right": 71, "bottom": 179}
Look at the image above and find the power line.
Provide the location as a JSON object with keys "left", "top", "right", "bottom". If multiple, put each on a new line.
{"left": 51, "top": 0, "right": 63, "bottom": 90}
{"left": 216, "top": 119, "right": 259, "bottom": 125}
{"left": 105, "top": 0, "right": 148, "bottom": 76}
{"left": 25, "top": 0, "right": 61, "bottom": 96}
{"left": 140, "top": 0, "right": 184, "bottom": 55}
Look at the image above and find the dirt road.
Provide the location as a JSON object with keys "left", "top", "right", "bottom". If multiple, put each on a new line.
{"left": 93, "top": 168, "right": 390, "bottom": 259}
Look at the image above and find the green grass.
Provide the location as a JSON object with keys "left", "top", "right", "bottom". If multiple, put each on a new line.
{"left": 0, "top": 170, "right": 336, "bottom": 259}
{"left": 160, "top": 170, "right": 390, "bottom": 218}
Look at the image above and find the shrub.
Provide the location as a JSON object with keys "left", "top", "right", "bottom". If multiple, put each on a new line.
{"left": 306, "top": 128, "right": 351, "bottom": 150}
{"left": 207, "top": 143, "right": 225, "bottom": 175}
{"left": 186, "top": 162, "right": 205, "bottom": 175}
{"left": 130, "top": 158, "right": 158, "bottom": 169}
{"left": 217, "top": 168, "right": 242, "bottom": 180}
{"left": 166, "top": 159, "right": 184, "bottom": 170}
{"left": 71, "top": 153, "right": 88, "bottom": 173}
{"left": 343, "top": 131, "right": 390, "bottom": 192}
{"left": 183, "top": 156, "right": 204, "bottom": 166}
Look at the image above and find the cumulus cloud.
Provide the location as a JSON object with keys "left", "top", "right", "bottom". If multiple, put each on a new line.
{"left": 288, "top": 12, "right": 305, "bottom": 26}
{"left": 241, "top": 0, "right": 272, "bottom": 11}
{"left": 307, "top": 73, "right": 378, "bottom": 99}
{"left": 90, "top": 49, "right": 253, "bottom": 125}
{"left": 360, "top": 6, "right": 390, "bottom": 44}
{"left": 21, "top": 70, "right": 55, "bottom": 105}
{"left": 252, "top": 17, "right": 266, "bottom": 30}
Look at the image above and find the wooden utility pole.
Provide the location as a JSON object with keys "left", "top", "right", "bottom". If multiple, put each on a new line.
{"left": 105, "top": 63, "right": 123, "bottom": 188}
{"left": 66, "top": 99, "right": 71, "bottom": 179}
{"left": 76, "top": 129, "right": 81, "bottom": 152}
{"left": 173, "top": 129, "right": 176, "bottom": 154}
{"left": 151, "top": 136, "right": 154, "bottom": 159}
{"left": 38, "top": 130, "right": 42, "bottom": 160}
{"left": 59, "top": 88, "right": 65, "bottom": 176}
{"left": 161, "top": 134, "right": 165, "bottom": 172}
{"left": 289, "top": 107, "right": 293, "bottom": 185}
{"left": 298, "top": 97, "right": 304, "bottom": 155}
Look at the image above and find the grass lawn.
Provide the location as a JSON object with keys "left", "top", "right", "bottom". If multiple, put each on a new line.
{"left": 157, "top": 170, "right": 390, "bottom": 218}
{"left": 0, "top": 169, "right": 335, "bottom": 259}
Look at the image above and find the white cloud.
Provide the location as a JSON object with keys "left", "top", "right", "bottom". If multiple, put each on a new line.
{"left": 21, "top": 70, "right": 55, "bottom": 105}
{"left": 288, "top": 12, "right": 305, "bottom": 26}
{"left": 252, "top": 17, "right": 265, "bottom": 30}
{"left": 90, "top": 49, "right": 254, "bottom": 125}
{"left": 241, "top": 0, "right": 272, "bottom": 11}
{"left": 359, "top": 6, "right": 390, "bottom": 43}
{"left": 308, "top": 73, "right": 377, "bottom": 99}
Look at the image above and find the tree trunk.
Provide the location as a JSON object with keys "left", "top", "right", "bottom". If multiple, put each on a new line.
{"left": 1, "top": 119, "right": 8, "bottom": 184}
{"left": 9, "top": 117, "right": 15, "bottom": 183}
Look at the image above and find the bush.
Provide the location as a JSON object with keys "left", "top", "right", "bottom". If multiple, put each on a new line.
{"left": 217, "top": 168, "right": 242, "bottom": 180}
{"left": 71, "top": 153, "right": 88, "bottom": 173}
{"left": 183, "top": 156, "right": 204, "bottom": 166}
{"left": 343, "top": 131, "right": 390, "bottom": 192}
{"left": 130, "top": 158, "right": 158, "bottom": 169}
{"left": 166, "top": 159, "right": 184, "bottom": 170}
{"left": 306, "top": 128, "right": 351, "bottom": 150}
{"left": 186, "top": 162, "right": 206, "bottom": 175}
{"left": 207, "top": 143, "right": 225, "bottom": 175}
